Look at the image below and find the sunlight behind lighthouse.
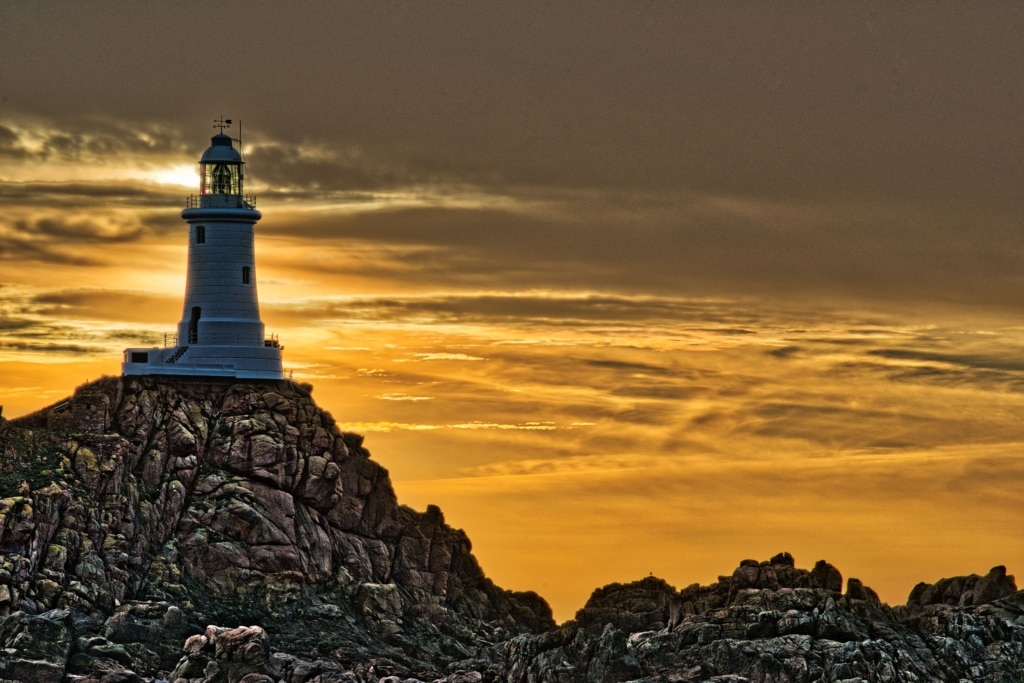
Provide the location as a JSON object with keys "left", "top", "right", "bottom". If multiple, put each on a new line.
{"left": 145, "top": 163, "right": 198, "bottom": 188}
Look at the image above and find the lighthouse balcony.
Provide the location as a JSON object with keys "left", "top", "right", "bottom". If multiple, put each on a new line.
{"left": 186, "top": 193, "right": 257, "bottom": 210}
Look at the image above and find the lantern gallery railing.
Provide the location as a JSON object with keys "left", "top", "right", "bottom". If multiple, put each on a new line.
{"left": 185, "top": 194, "right": 257, "bottom": 209}
{"left": 155, "top": 331, "right": 281, "bottom": 347}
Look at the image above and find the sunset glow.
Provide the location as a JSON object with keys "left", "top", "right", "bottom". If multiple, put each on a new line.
{"left": 2, "top": 3, "right": 1022, "bottom": 622}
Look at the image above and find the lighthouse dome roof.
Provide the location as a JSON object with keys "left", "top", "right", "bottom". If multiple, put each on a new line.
{"left": 199, "top": 133, "right": 243, "bottom": 164}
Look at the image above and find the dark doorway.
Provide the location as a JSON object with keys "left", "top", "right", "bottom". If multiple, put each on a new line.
{"left": 188, "top": 306, "right": 201, "bottom": 344}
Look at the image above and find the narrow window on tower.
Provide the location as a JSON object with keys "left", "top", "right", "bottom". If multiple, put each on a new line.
{"left": 196, "top": 225, "right": 206, "bottom": 244}
{"left": 242, "top": 266, "right": 251, "bottom": 284}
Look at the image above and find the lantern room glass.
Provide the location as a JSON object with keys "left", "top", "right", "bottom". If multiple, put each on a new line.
{"left": 201, "top": 162, "right": 243, "bottom": 195}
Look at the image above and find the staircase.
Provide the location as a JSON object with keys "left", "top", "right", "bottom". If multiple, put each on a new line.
{"left": 165, "top": 346, "right": 189, "bottom": 364}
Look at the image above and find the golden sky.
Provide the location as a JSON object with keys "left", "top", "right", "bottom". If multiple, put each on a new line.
{"left": 1, "top": 3, "right": 1023, "bottom": 621}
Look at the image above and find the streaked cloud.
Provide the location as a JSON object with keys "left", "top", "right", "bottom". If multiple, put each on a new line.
{"left": 400, "top": 353, "right": 485, "bottom": 362}
{"left": 375, "top": 393, "right": 434, "bottom": 402}
{"left": 346, "top": 420, "right": 558, "bottom": 433}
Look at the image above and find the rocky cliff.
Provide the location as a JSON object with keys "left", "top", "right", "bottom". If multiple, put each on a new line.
{"left": 0, "top": 377, "right": 1021, "bottom": 683}
{"left": 0, "top": 376, "right": 552, "bottom": 682}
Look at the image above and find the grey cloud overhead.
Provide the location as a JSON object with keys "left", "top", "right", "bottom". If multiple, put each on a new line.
{"left": 4, "top": 4, "right": 1023, "bottom": 194}
{"left": 3, "top": 3, "right": 1023, "bottom": 308}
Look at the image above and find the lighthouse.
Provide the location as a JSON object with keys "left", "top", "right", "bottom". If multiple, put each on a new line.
{"left": 122, "top": 121, "right": 283, "bottom": 379}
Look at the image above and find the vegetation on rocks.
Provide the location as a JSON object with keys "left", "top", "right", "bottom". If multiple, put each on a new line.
{"left": 0, "top": 422, "right": 66, "bottom": 497}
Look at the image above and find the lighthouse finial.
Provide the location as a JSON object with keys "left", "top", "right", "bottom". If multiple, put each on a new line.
{"left": 213, "top": 116, "right": 233, "bottom": 133}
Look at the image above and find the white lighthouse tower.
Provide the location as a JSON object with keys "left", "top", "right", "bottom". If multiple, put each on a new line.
{"left": 122, "top": 120, "right": 283, "bottom": 379}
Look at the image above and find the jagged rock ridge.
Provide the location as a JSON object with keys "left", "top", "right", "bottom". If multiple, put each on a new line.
{"left": 506, "top": 552, "right": 1024, "bottom": 682}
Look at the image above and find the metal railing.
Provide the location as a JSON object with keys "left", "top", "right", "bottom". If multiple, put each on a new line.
{"left": 153, "top": 330, "right": 282, "bottom": 347}
{"left": 185, "top": 194, "right": 257, "bottom": 209}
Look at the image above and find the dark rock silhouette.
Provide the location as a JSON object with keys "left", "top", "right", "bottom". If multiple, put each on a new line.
{"left": 0, "top": 376, "right": 1021, "bottom": 682}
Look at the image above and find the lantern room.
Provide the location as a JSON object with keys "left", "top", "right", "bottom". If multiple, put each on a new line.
{"left": 200, "top": 133, "right": 244, "bottom": 196}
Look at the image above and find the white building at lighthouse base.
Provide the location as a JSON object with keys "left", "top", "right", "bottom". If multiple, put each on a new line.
{"left": 122, "top": 340, "right": 283, "bottom": 380}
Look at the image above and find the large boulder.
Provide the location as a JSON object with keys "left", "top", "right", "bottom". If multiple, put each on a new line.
{"left": 575, "top": 576, "right": 677, "bottom": 633}
{"left": 169, "top": 625, "right": 278, "bottom": 683}
{"left": 0, "top": 609, "right": 71, "bottom": 683}
{"left": 907, "top": 564, "right": 1018, "bottom": 611}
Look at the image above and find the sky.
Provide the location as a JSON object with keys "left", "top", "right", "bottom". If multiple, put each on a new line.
{"left": 1, "top": 2, "right": 1022, "bottom": 622}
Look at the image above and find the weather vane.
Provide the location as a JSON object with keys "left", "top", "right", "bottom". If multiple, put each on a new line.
{"left": 213, "top": 116, "right": 233, "bottom": 133}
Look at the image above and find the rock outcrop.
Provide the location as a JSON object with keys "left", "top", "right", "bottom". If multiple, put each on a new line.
{"left": 0, "top": 376, "right": 552, "bottom": 681}
{"left": 906, "top": 563, "right": 1018, "bottom": 612}
{"left": 506, "top": 553, "right": 1024, "bottom": 682}
{"left": 0, "top": 376, "right": 1022, "bottom": 682}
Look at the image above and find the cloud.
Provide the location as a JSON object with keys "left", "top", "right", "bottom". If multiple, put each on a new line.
{"left": 867, "top": 348, "right": 1024, "bottom": 374}
{"left": 609, "top": 384, "right": 707, "bottom": 401}
{"left": 0, "top": 340, "right": 102, "bottom": 355}
{"left": 0, "top": 317, "right": 39, "bottom": 333}
{"left": 246, "top": 142, "right": 440, "bottom": 195}
{"left": 5, "top": 4, "right": 1024, "bottom": 214}
{"left": 743, "top": 401, "right": 936, "bottom": 447}
{"left": 0, "top": 211, "right": 183, "bottom": 268}
{"left": 0, "top": 236, "right": 103, "bottom": 266}
{"left": 768, "top": 345, "right": 801, "bottom": 359}
{"left": 376, "top": 393, "right": 434, "bottom": 402}
{"left": 0, "top": 181, "right": 184, "bottom": 209}
{"left": 463, "top": 453, "right": 653, "bottom": 479}
{"left": 827, "top": 340, "right": 1024, "bottom": 395}
{"left": 19, "top": 217, "right": 144, "bottom": 244}
{"left": 267, "top": 291, "right": 771, "bottom": 331}
{"left": 0, "top": 116, "right": 189, "bottom": 164}
{"left": 944, "top": 452, "right": 1024, "bottom": 501}
{"left": 4, "top": 110, "right": 1024, "bottom": 310}
{"left": 0, "top": 125, "right": 29, "bottom": 159}
{"left": 412, "top": 353, "right": 485, "bottom": 362}
{"left": 585, "top": 359, "right": 671, "bottom": 374}
{"left": 26, "top": 289, "right": 180, "bottom": 324}
{"left": 245, "top": 193, "right": 1024, "bottom": 309}
{"left": 345, "top": 420, "right": 557, "bottom": 433}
